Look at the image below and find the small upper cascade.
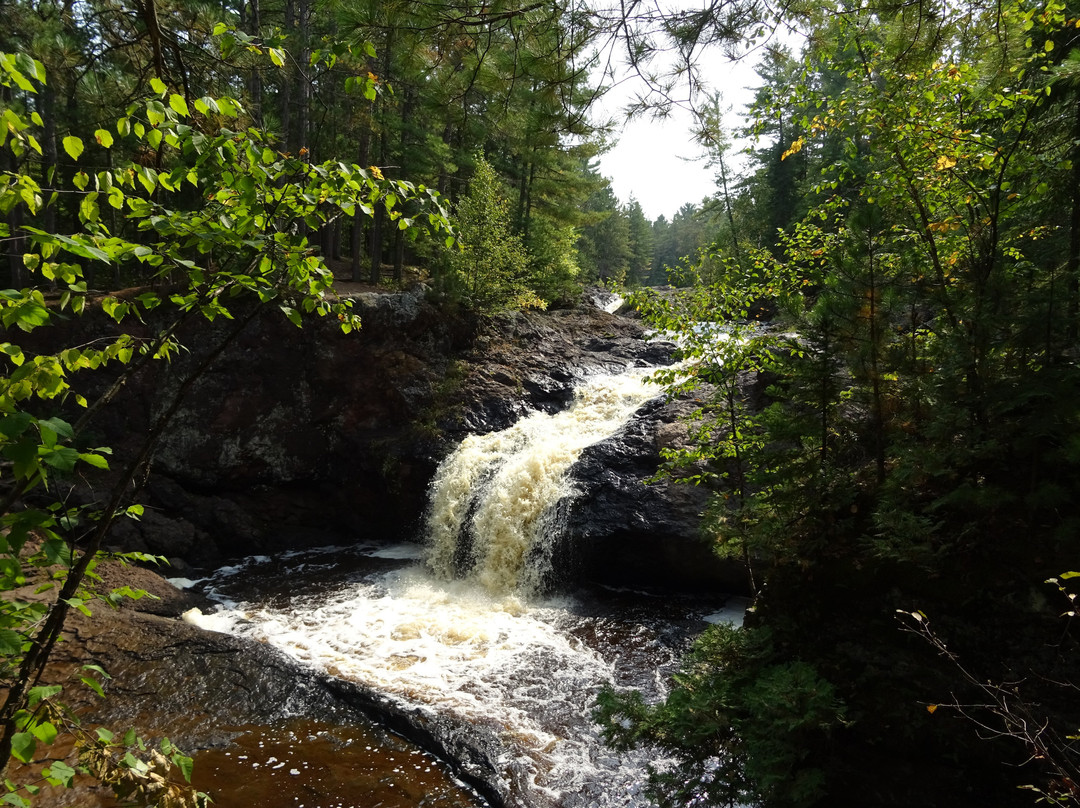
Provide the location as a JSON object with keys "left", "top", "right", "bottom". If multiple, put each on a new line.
{"left": 585, "top": 287, "right": 625, "bottom": 314}
{"left": 425, "top": 366, "right": 660, "bottom": 596}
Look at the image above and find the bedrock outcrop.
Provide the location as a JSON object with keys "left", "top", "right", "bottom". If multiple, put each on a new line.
{"left": 77, "top": 284, "right": 737, "bottom": 590}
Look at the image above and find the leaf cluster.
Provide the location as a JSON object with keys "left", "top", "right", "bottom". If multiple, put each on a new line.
{"left": 0, "top": 44, "right": 452, "bottom": 803}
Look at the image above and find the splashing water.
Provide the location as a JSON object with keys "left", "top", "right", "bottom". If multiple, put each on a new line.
{"left": 186, "top": 367, "right": 738, "bottom": 807}
{"left": 425, "top": 367, "right": 660, "bottom": 595}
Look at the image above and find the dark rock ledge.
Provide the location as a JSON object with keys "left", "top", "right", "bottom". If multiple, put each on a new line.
{"left": 62, "top": 285, "right": 741, "bottom": 591}
{"left": 38, "top": 562, "right": 522, "bottom": 808}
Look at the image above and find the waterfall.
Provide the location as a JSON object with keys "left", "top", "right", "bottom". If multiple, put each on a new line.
{"left": 424, "top": 367, "right": 660, "bottom": 596}
{"left": 182, "top": 362, "right": 732, "bottom": 808}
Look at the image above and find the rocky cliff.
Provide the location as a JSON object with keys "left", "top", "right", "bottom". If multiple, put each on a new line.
{"left": 85, "top": 284, "right": 740, "bottom": 591}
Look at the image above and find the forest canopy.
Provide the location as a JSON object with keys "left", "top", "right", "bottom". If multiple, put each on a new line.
{"left": 598, "top": 0, "right": 1080, "bottom": 805}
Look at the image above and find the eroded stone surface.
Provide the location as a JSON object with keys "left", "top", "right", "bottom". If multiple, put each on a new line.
{"left": 58, "top": 287, "right": 739, "bottom": 590}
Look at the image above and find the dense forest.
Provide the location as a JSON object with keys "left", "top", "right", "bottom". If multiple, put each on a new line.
{"left": 3, "top": 0, "right": 1080, "bottom": 805}
{"left": 599, "top": 3, "right": 1080, "bottom": 807}
{"left": 0, "top": 0, "right": 720, "bottom": 304}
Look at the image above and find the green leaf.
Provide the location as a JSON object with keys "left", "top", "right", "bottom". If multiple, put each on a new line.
{"left": 10, "top": 732, "right": 35, "bottom": 764}
{"left": 23, "top": 230, "right": 109, "bottom": 263}
{"left": 136, "top": 167, "right": 157, "bottom": 194}
{"left": 5, "top": 438, "right": 40, "bottom": 481}
{"left": 63, "top": 598, "right": 92, "bottom": 617}
{"left": 279, "top": 305, "right": 303, "bottom": 328}
{"left": 146, "top": 100, "right": 166, "bottom": 127}
{"left": 149, "top": 77, "right": 167, "bottom": 96}
{"left": 29, "top": 721, "right": 57, "bottom": 746}
{"left": 38, "top": 417, "right": 73, "bottom": 441}
{"left": 79, "top": 191, "right": 99, "bottom": 223}
{"left": 94, "top": 128, "right": 114, "bottom": 148}
{"left": 62, "top": 135, "right": 83, "bottom": 160}
{"left": 43, "top": 538, "right": 73, "bottom": 566}
{"left": 43, "top": 759, "right": 76, "bottom": 788}
{"left": 0, "top": 629, "right": 22, "bottom": 655}
{"left": 173, "top": 752, "right": 194, "bottom": 782}
{"left": 0, "top": 412, "right": 34, "bottom": 439}
{"left": 14, "top": 53, "right": 44, "bottom": 84}
{"left": 78, "top": 452, "right": 109, "bottom": 470}
{"left": 216, "top": 97, "right": 238, "bottom": 118}
{"left": 168, "top": 93, "right": 189, "bottom": 116}
{"left": 42, "top": 446, "right": 80, "bottom": 472}
{"left": 27, "top": 685, "right": 62, "bottom": 707}
{"left": 81, "top": 675, "right": 105, "bottom": 698}
{"left": 101, "top": 297, "right": 127, "bottom": 323}
{"left": 81, "top": 663, "right": 110, "bottom": 679}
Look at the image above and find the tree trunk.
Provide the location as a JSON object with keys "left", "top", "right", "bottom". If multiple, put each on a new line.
{"left": 393, "top": 226, "right": 404, "bottom": 284}
{"left": 524, "top": 160, "right": 536, "bottom": 243}
{"left": 437, "top": 123, "right": 453, "bottom": 197}
{"left": 865, "top": 227, "right": 886, "bottom": 485}
{"left": 350, "top": 126, "right": 371, "bottom": 282}
{"left": 41, "top": 77, "right": 58, "bottom": 242}
{"left": 244, "top": 0, "right": 263, "bottom": 126}
{"left": 1067, "top": 93, "right": 1080, "bottom": 342}
{"left": 294, "top": 0, "right": 310, "bottom": 156}
{"left": 369, "top": 33, "right": 392, "bottom": 285}
{"left": 280, "top": 0, "right": 295, "bottom": 149}
{"left": 369, "top": 209, "right": 384, "bottom": 285}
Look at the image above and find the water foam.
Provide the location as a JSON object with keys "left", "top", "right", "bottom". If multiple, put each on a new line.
{"left": 185, "top": 366, "right": 703, "bottom": 807}
{"left": 426, "top": 367, "right": 660, "bottom": 595}
{"left": 185, "top": 554, "right": 693, "bottom": 807}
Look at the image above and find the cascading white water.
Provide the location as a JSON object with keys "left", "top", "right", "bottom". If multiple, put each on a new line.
{"left": 425, "top": 367, "right": 660, "bottom": 595}
{"left": 185, "top": 366, "right": 736, "bottom": 807}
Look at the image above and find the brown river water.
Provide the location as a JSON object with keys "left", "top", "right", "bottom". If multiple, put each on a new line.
{"left": 191, "top": 718, "right": 483, "bottom": 808}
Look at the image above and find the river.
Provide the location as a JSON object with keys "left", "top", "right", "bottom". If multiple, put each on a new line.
{"left": 183, "top": 367, "right": 745, "bottom": 807}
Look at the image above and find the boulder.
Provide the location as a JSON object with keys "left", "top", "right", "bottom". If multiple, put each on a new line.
{"left": 565, "top": 396, "right": 748, "bottom": 593}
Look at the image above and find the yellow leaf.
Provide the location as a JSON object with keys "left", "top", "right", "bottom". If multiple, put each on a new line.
{"left": 781, "top": 137, "right": 805, "bottom": 161}
{"left": 934, "top": 155, "right": 957, "bottom": 171}
{"left": 926, "top": 704, "right": 938, "bottom": 714}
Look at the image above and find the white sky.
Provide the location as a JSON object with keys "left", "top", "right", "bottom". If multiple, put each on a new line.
{"left": 592, "top": 32, "right": 797, "bottom": 221}
{"left": 595, "top": 107, "right": 737, "bottom": 221}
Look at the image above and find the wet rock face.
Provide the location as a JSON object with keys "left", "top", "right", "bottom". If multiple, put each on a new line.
{"left": 565, "top": 396, "right": 747, "bottom": 593}
{"left": 446, "top": 307, "right": 677, "bottom": 436}
{"left": 44, "top": 565, "right": 500, "bottom": 808}
{"left": 94, "top": 284, "right": 471, "bottom": 562}
{"left": 83, "top": 285, "right": 738, "bottom": 591}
